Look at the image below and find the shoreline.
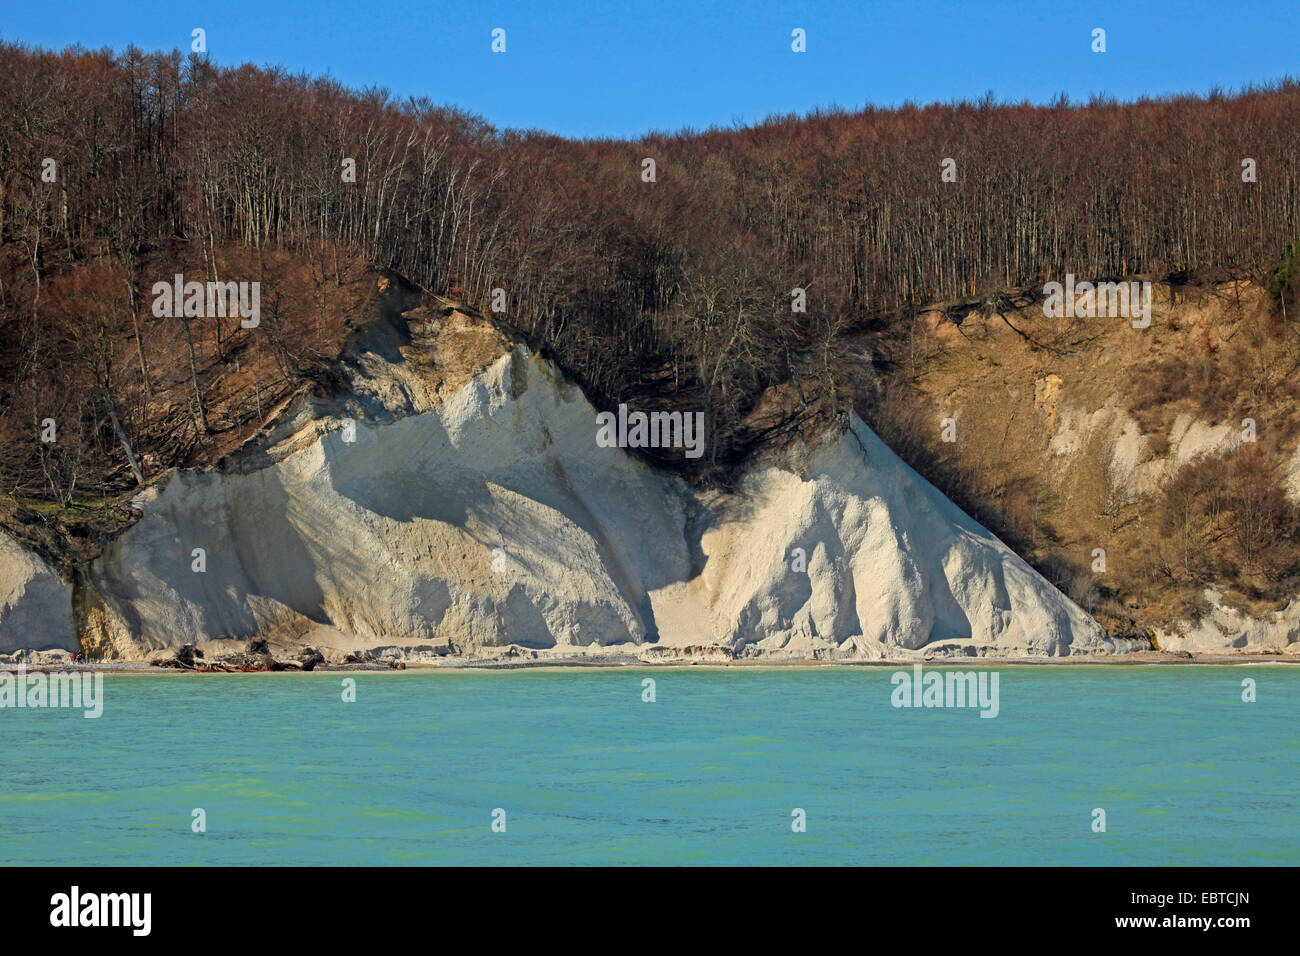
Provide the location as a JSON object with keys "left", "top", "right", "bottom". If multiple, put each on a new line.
{"left": 3, "top": 649, "right": 1298, "bottom": 675}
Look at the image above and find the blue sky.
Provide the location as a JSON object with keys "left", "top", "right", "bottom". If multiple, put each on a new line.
{"left": 1, "top": 0, "right": 1296, "bottom": 139}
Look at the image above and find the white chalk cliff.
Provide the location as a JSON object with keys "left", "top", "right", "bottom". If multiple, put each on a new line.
{"left": 2, "top": 308, "right": 1141, "bottom": 662}
{"left": 0, "top": 533, "right": 77, "bottom": 654}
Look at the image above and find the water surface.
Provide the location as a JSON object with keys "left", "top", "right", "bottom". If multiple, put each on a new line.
{"left": 2, "top": 666, "right": 1295, "bottom": 865}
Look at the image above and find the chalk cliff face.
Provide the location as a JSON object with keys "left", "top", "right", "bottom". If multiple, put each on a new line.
{"left": 82, "top": 345, "right": 694, "bottom": 659}
{"left": 2, "top": 309, "right": 1139, "bottom": 662}
{"left": 652, "top": 415, "right": 1131, "bottom": 659}
{"left": 0, "top": 533, "right": 77, "bottom": 654}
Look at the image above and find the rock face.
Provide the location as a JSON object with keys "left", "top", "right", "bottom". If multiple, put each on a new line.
{"left": 651, "top": 416, "right": 1132, "bottom": 659}
{"left": 85, "top": 346, "right": 693, "bottom": 659}
{"left": 0, "top": 533, "right": 77, "bottom": 654}
{"left": 3, "top": 309, "right": 1139, "bottom": 661}
{"left": 1155, "top": 589, "right": 1300, "bottom": 655}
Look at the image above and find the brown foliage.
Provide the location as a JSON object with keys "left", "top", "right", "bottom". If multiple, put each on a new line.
{"left": 3, "top": 42, "right": 1300, "bottom": 543}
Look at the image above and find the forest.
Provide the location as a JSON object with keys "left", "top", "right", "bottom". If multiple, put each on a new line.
{"left": 3, "top": 42, "right": 1300, "bottom": 629}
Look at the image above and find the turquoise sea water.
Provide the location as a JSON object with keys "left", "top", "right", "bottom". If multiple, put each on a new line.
{"left": 2, "top": 666, "right": 1297, "bottom": 865}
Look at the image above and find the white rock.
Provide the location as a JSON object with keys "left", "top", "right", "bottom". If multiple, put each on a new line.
{"left": 0, "top": 306, "right": 1148, "bottom": 662}
{"left": 87, "top": 348, "right": 692, "bottom": 657}
{"left": 0, "top": 533, "right": 77, "bottom": 653}
{"left": 648, "top": 415, "right": 1121, "bottom": 658}
{"left": 1156, "top": 588, "right": 1300, "bottom": 655}
{"left": 77, "top": 342, "right": 1121, "bottom": 660}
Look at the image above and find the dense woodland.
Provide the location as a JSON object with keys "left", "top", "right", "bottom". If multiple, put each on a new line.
{"left": 3, "top": 42, "right": 1300, "bottom": 624}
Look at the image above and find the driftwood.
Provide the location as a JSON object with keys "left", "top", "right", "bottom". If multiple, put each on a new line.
{"left": 150, "top": 640, "right": 329, "bottom": 673}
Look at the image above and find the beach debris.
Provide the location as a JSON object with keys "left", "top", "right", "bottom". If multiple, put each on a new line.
{"left": 149, "top": 639, "right": 329, "bottom": 672}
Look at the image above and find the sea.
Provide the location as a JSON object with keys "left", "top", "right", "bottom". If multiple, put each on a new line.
{"left": 2, "top": 665, "right": 1296, "bottom": 865}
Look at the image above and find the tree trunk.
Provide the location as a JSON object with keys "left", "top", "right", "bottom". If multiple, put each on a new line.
{"left": 181, "top": 317, "right": 208, "bottom": 433}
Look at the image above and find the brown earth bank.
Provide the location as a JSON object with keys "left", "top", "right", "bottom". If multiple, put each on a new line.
{"left": 860, "top": 276, "right": 1300, "bottom": 653}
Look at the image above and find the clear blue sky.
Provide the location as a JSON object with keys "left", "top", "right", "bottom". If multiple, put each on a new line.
{"left": 1, "top": 0, "right": 1296, "bottom": 139}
